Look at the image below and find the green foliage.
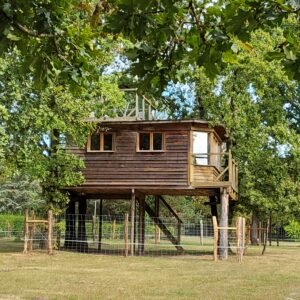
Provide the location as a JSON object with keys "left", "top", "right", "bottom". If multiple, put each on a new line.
{"left": 104, "top": 0, "right": 300, "bottom": 90}
{"left": 284, "top": 220, "right": 300, "bottom": 240}
{"left": 192, "top": 28, "right": 300, "bottom": 222}
{"left": 0, "top": 0, "right": 121, "bottom": 88}
{"left": 0, "top": 174, "right": 44, "bottom": 213}
{"left": 0, "top": 214, "right": 24, "bottom": 234}
{"left": 0, "top": 0, "right": 127, "bottom": 212}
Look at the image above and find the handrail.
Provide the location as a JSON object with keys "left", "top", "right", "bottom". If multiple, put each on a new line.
{"left": 191, "top": 150, "right": 238, "bottom": 194}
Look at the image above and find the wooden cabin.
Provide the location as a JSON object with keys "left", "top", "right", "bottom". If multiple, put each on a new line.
{"left": 65, "top": 92, "right": 238, "bottom": 258}
{"left": 67, "top": 119, "right": 238, "bottom": 200}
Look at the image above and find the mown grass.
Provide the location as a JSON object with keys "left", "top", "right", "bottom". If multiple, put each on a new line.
{"left": 0, "top": 245, "right": 300, "bottom": 300}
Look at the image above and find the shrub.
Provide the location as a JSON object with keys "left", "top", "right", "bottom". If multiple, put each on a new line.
{"left": 0, "top": 214, "right": 24, "bottom": 236}
{"left": 284, "top": 220, "right": 300, "bottom": 240}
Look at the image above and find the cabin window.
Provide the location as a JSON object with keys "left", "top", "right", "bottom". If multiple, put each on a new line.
{"left": 137, "top": 132, "right": 164, "bottom": 151}
{"left": 193, "top": 132, "right": 209, "bottom": 165}
{"left": 88, "top": 132, "right": 115, "bottom": 152}
{"left": 90, "top": 134, "right": 101, "bottom": 151}
{"left": 139, "top": 133, "right": 151, "bottom": 150}
{"left": 103, "top": 133, "right": 113, "bottom": 151}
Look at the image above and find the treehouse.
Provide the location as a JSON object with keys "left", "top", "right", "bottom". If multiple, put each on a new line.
{"left": 65, "top": 90, "right": 238, "bottom": 256}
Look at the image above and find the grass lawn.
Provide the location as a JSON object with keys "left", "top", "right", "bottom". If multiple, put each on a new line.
{"left": 0, "top": 245, "right": 300, "bottom": 300}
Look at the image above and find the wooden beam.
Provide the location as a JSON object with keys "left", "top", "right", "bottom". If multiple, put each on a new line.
{"left": 130, "top": 189, "right": 135, "bottom": 256}
{"left": 23, "top": 209, "right": 29, "bottom": 254}
{"left": 145, "top": 202, "right": 183, "bottom": 253}
{"left": 212, "top": 216, "right": 218, "bottom": 262}
{"left": 48, "top": 210, "right": 53, "bottom": 255}
{"left": 29, "top": 210, "right": 35, "bottom": 252}
{"left": 124, "top": 213, "right": 129, "bottom": 257}
{"left": 159, "top": 196, "right": 183, "bottom": 223}
{"left": 216, "top": 166, "right": 229, "bottom": 181}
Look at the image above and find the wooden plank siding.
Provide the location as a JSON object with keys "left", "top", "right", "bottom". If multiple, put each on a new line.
{"left": 192, "top": 166, "right": 220, "bottom": 183}
{"left": 68, "top": 128, "right": 189, "bottom": 187}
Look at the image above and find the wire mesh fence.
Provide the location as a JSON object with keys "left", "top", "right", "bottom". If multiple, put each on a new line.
{"left": 57, "top": 214, "right": 216, "bottom": 256}
{"left": 1, "top": 214, "right": 300, "bottom": 256}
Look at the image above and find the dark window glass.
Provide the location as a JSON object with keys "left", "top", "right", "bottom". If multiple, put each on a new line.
{"left": 139, "top": 133, "right": 150, "bottom": 150}
{"left": 153, "top": 133, "right": 163, "bottom": 150}
{"left": 90, "top": 134, "right": 100, "bottom": 150}
{"left": 104, "top": 133, "right": 113, "bottom": 151}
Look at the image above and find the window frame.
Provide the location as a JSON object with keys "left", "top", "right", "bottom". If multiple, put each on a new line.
{"left": 192, "top": 131, "right": 210, "bottom": 166}
{"left": 136, "top": 131, "right": 165, "bottom": 152}
{"left": 87, "top": 132, "right": 115, "bottom": 152}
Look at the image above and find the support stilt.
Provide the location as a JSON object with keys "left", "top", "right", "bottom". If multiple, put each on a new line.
{"left": 219, "top": 188, "right": 229, "bottom": 260}
{"left": 64, "top": 200, "right": 76, "bottom": 250}
{"left": 77, "top": 197, "right": 88, "bottom": 253}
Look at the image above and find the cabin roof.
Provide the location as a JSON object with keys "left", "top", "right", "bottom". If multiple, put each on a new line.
{"left": 85, "top": 118, "right": 227, "bottom": 140}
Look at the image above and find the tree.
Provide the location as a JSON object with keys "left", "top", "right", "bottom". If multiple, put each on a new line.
{"left": 0, "top": 174, "right": 44, "bottom": 214}
{"left": 103, "top": 0, "right": 300, "bottom": 92}
{"left": 193, "top": 29, "right": 300, "bottom": 225}
{"left": 0, "top": 1, "right": 128, "bottom": 211}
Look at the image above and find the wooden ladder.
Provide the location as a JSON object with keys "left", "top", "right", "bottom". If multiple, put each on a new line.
{"left": 145, "top": 202, "right": 184, "bottom": 253}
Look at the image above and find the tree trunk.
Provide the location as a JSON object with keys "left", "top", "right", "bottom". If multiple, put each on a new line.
{"left": 64, "top": 200, "right": 76, "bottom": 250}
{"left": 77, "top": 198, "right": 88, "bottom": 253}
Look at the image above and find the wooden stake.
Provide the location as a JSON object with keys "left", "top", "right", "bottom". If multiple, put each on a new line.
{"left": 200, "top": 219, "right": 204, "bottom": 246}
{"left": 236, "top": 217, "right": 243, "bottom": 262}
{"left": 112, "top": 218, "right": 116, "bottom": 240}
{"left": 130, "top": 189, "right": 135, "bottom": 256}
{"left": 48, "top": 210, "right": 53, "bottom": 255}
{"left": 29, "top": 210, "right": 35, "bottom": 252}
{"left": 241, "top": 218, "right": 245, "bottom": 261}
{"left": 23, "top": 209, "right": 29, "bottom": 254}
{"left": 212, "top": 216, "right": 218, "bottom": 261}
{"left": 124, "top": 213, "right": 129, "bottom": 257}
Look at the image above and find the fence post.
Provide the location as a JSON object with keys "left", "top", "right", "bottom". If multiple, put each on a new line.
{"left": 48, "top": 210, "right": 53, "bottom": 255}
{"left": 112, "top": 218, "right": 116, "bottom": 240}
{"left": 29, "top": 210, "right": 35, "bottom": 252}
{"left": 130, "top": 189, "right": 135, "bottom": 256}
{"left": 23, "top": 209, "right": 29, "bottom": 254}
{"left": 242, "top": 218, "right": 245, "bottom": 261}
{"left": 124, "top": 213, "right": 129, "bottom": 257}
{"left": 200, "top": 219, "right": 204, "bottom": 246}
{"left": 212, "top": 216, "right": 218, "bottom": 261}
{"left": 236, "top": 217, "right": 242, "bottom": 262}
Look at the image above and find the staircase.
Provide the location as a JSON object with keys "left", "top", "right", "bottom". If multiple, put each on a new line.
{"left": 145, "top": 201, "right": 184, "bottom": 253}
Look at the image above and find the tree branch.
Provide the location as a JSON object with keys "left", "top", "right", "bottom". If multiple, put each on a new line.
{"left": 188, "top": 0, "right": 206, "bottom": 44}
{"left": 0, "top": 9, "right": 56, "bottom": 38}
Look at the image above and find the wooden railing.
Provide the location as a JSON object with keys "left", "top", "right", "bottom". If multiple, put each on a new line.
{"left": 96, "top": 89, "right": 157, "bottom": 121}
{"left": 191, "top": 150, "right": 238, "bottom": 196}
